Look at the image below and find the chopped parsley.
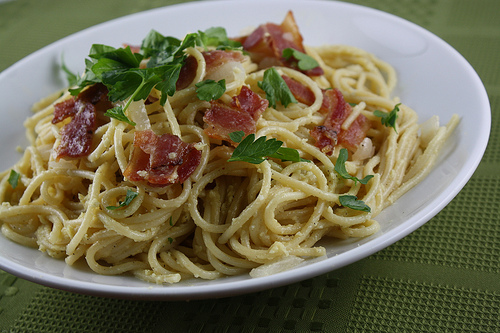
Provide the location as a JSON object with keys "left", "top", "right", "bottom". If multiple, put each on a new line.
{"left": 228, "top": 131, "right": 309, "bottom": 164}
{"left": 195, "top": 79, "right": 226, "bottom": 101}
{"left": 106, "top": 189, "right": 138, "bottom": 210}
{"left": 8, "top": 170, "right": 20, "bottom": 189}
{"left": 282, "top": 48, "right": 320, "bottom": 71}
{"left": 334, "top": 148, "right": 373, "bottom": 185}
{"left": 374, "top": 103, "right": 401, "bottom": 133}
{"left": 258, "top": 68, "right": 297, "bottom": 108}
{"left": 339, "top": 195, "right": 371, "bottom": 212}
{"left": 61, "top": 56, "right": 79, "bottom": 87}
{"left": 104, "top": 106, "right": 136, "bottom": 126}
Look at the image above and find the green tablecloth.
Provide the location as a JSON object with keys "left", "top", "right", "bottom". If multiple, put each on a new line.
{"left": 0, "top": 0, "right": 498, "bottom": 331}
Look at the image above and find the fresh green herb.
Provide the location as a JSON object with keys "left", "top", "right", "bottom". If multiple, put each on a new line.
{"left": 334, "top": 148, "right": 373, "bottom": 185}
{"left": 282, "top": 48, "right": 320, "bottom": 71}
{"left": 169, "top": 216, "right": 173, "bottom": 226}
{"left": 195, "top": 79, "right": 226, "bottom": 101}
{"left": 374, "top": 103, "right": 401, "bottom": 133}
{"left": 228, "top": 131, "right": 310, "bottom": 164}
{"left": 66, "top": 27, "right": 240, "bottom": 121}
{"left": 339, "top": 195, "right": 371, "bottom": 212}
{"left": 348, "top": 102, "right": 357, "bottom": 107}
{"left": 104, "top": 106, "right": 136, "bottom": 126}
{"left": 8, "top": 170, "right": 20, "bottom": 189}
{"left": 106, "top": 189, "right": 138, "bottom": 210}
{"left": 168, "top": 237, "right": 174, "bottom": 244}
{"left": 197, "top": 27, "right": 242, "bottom": 50}
{"left": 258, "top": 68, "right": 297, "bottom": 108}
{"left": 61, "top": 56, "right": 79, "bottom": 87}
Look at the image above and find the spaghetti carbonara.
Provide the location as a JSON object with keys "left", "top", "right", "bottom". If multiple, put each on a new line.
{"left": 0, "top": 12, "right": 459, "bottom": 283}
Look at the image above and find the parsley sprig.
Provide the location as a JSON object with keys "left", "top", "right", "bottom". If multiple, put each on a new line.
{"left": 8, "top": 170, "right": 20, "bottom": 189}
{"left": 374, "top": 103, "right": 401, "bottom": 133}
{"left": 228, "top": 131, "right": 310, "bottom": 164}
{"left": 106, "top": 189, "right": 138, "bottom": 210}
{"left": 258, "top": 68, "right": 297, "bottom": 108}
{"left": 282, "top": 48, "right": 320, "bottom": 71}
{"left": 334, "top": 148, "right": 373, "bottom": 185}
{"left": 339, "top": 195, "right": 371, "bottom": 212}
{"left": 64, "top": 27, "right": 241, "bottom": 123}
{"left": 195, "top": 79, "right": 226, "bottom": 101}
{"left": 334, "top": 148, "right": 372, "bottom": 212}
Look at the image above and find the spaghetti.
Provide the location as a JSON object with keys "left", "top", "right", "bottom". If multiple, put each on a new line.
{"left": 0, "top": 12, "right": 458, "bottom": 283}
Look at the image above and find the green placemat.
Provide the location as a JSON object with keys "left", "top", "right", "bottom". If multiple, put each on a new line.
{"left": 1, "top": 0, "right": 499, "bottom": 332}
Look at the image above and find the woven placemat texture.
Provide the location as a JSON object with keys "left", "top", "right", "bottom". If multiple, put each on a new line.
{"left": 1, "top": 0, "right": 499, "bottom": 332}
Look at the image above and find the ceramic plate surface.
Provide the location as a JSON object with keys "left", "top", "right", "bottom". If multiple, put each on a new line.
{"left": 0, "top": 0, "right": 490, "bottom": 300}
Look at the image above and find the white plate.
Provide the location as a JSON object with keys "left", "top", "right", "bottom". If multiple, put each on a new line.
{"left": 0, "top": 0, "right": 490, "bottom": 300}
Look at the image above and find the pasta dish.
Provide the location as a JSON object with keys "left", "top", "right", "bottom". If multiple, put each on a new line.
{"left": 0, "top": 12, "right": 459, "bottom": 283}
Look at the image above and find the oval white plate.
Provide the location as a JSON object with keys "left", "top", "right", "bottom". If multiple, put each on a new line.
{"left": 0, "top": 0, "right": 490, "bottom": 300}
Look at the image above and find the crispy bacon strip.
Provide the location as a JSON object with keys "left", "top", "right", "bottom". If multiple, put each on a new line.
{"left": 203, "top": 50, "right": 245, "bottom": 76}
{"left": 313, "top": 89, "right": 371, "bottom": 153}
{"left": 282, "top": 75, "right": 370, "bottom": 153}
{"left": 176, "top": 50, "right": 246, "bottom": 90}
{"left": 123, "top": 129, "right": 201, "bottom": 185}
{"left": 281, "top": 75, "right": 316, "bottom": 107}
{"left": 176, "top": 55, "right": 198, "bottom": 91}
{"left": 203, "top": 86, "right": 268, "bottom": 143}
{"left": 240, "top": 11, "right": 323, "bottom": 76}
{"left": 52, "top": 83, "right": 112, "bottom": 159}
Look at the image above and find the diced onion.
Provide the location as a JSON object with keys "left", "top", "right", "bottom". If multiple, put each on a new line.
{"left": 419, "top": 115, "right": 440, "bottom": 148}
{"left": 249, "top": 255, "right": 305, "bottom": 278}
{"left": 352, "top": 137, "right": 375, "bottom": 161}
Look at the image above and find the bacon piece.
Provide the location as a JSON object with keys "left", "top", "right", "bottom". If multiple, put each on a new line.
{"left": 176, "top": 55, "right": 198, "bottom": 90}
{"left": 230, "top": 85, "right": 268, "bottom": 121}
{"left": 53, "top": 98, "right": 77, "bottom": 123}
{"left": 281, "top": 75, "right": 315, "bottom": 106}
{"left": 241, "top": 11, "right": 323, "bottom": 76}
{"left": 203, "top": 86, "right": 268, "bottom": 143}
{"left": 176, "top": 50, "right": 246, "bottom": 90}
{"left": 203, "top": 50, "right": 245, "bottom": 77}
{"left": 310, "top": 126, "right": 338, "bottom": 154}
{"left": 123, "top": 129, "right": 201, "bottom": 185}
{"left": 203, "top": 103, "right": 256, "bottom": 142}
{"left": 312, "top": 89, "right": 371, "bottom": 153}
{"left": 52, "top": 84, "right": 112, "bottom": 159}
{"left": 282, "top": 75, "right": 339, "bottom": 115}
{"left": 282, "top": 76, "right": 370, "bottom": 153}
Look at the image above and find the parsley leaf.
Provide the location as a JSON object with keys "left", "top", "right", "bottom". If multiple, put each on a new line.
{"left": 154, "top": 60, "right": 185, "bottom": 105}
{"left": 8, "top": 170, "right": 20, "bottom": 189}
{"left": 228, "top": 131, "right": 310, "bottom": 164}
{"left": 334, "top": 148, "right": 373, "bottom": 185}
{"left": 197, "top": 27, "right": 242, "bottom": 50}
{"left": 61, "top": 56, "right": 79, "bottom": 87}
{"left": 268, "top": 146, "right": 309, "bottom": 163}
{"left": 195, "top": 79, "right": 226, "bottom": 101}
{"left": 282, "top": 48, "right": 320, "bottom": 71}
{"left": 374, "top": 103, "right": 401, "bottom": 133}
{"left": 141, "top": 30, "right": 181, "bottom": 64}
{"left": 258, "top": 68, "right": 297, "bottom": 108}
{"left": 339, "top": 195, "right": 371, "bottom": 212}
{"left": 104, "top": 106, "right": 136, "bottom": 126}
{"left": 106, "top": 189, "right": 138, "bottom": 210}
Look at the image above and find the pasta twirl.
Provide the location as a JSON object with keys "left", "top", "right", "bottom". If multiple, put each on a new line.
{"left": 0, "top": 13, "right": 459, "bottom": 283}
